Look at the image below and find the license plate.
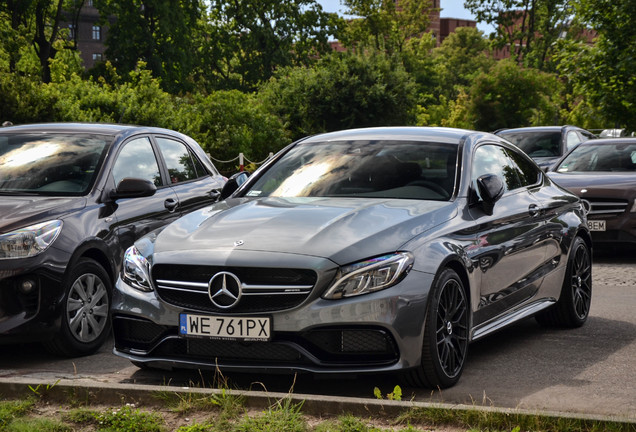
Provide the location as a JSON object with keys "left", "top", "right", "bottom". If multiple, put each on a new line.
{"left": 587, "top": 220, "right": 606, "bottom": 231}
{"left": 179, "top": 314, "right": 271, "bottom": 341}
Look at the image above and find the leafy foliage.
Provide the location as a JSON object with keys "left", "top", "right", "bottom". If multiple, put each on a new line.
{"left": 260, "top": 51, "right": 418, "bottom": 141}
{"left": 462, "top": 59, "right": 559, "bottom": 131}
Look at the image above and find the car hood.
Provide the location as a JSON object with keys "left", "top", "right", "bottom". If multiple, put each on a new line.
{"left": 0, "top": 195, "right": 86, "bottom": 232}
{"left": 152, "top": 197, "right": 457, "bottom": 265}
{"left": 548, "top": 172, "right": 636, "bottom": 198}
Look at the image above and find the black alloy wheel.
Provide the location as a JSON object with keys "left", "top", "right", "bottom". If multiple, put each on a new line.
{"left": 403, "top": 268, "right": 469, "bottom": 388}
{"left": 536, "top": 236, "right": 592, "bottom": 328}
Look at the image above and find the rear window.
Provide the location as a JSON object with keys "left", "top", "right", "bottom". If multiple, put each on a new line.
{"left": 499, "top": 131, "right": 561, "bottom": 158}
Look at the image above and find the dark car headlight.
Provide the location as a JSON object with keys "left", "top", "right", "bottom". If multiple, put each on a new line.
{"left": 0, "top": 220, "right": 62, "bottom": 259}
{"left": 322, "top": 252, "right": 414, "bottom": 299}
{"left": 122, "top": 245, "right": 153, "bottom": 292}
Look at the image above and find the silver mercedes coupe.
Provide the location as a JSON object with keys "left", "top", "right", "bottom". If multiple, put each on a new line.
{"left": 112, "top": 127, "right": 592, "bottom": 388}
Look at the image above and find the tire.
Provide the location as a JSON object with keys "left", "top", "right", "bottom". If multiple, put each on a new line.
{"left": 44, "top": 258, "right": 112, "bottom": 357}
{"left": 536, "top": 236, "right": 592, "bottom": 328}
{"left": 403, "top": 268, "right": 469, "bottom": 388}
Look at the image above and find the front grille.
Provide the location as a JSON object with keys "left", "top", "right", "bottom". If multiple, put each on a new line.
{"left": 152, "top": 265, "right": 317, "bottom": 313}
{"left": 303, "top": 328, "right": 399, "bottom": 361}
{"left": 586, "top": 198, "right": 629, "bottom": 217}
{"left": 152, "top": 337, "right": 304, "bottom": 363}
{"left": 113, "top": 315, "right": 172, "bottom": 351}
{"left": 129, "top": 329, "right": 399, "bottom": 366}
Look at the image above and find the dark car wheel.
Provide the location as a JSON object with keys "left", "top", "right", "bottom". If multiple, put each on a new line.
{"left": 536, "top": 236, "right": 592, "bottom": 328}
{"left": 44, "top": 258, "right": 112, "bottom": 357}
{"left": 403, "top": 268, "right": 469, "bottom": 388}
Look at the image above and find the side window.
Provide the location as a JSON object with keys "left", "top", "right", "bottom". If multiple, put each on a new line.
{"left": 112, "top": 137, "right": 161, "bottom": 187}
{"left": 471, "top": 145, "right": 521, "bottom": 199}
{"left": 504, "top": 147, "right": 541, "bottom": 187}
{"left": 566, "top": 131, "right": 582, "bottom": 151}
{"left": 156, "top": 137, "right": 207, "bottom": 184}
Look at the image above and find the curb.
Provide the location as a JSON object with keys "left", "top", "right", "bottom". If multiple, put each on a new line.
{"left": 1, "top": 377, "right": 635, "bottom": 426}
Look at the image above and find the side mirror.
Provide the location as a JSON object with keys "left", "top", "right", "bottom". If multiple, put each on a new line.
{"left": 476, "top": 174, "right": 504, "bottom": 215}
{"left": 220, "top": 172, "right": 250, "bottom": 200}
{"left": 110, "top": 177, "right": 157, "bottom": 200}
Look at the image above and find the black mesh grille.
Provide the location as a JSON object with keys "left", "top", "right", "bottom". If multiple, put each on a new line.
{"left": 304, "top": 328, "right": 398, "bottom": 358}
{"left": 113, "top": 316, "right": 172, "bottom": 350}
{"left": 152, "top": 338, "right": 302, "bottom": 363}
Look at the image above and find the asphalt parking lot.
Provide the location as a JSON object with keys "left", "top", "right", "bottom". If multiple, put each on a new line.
{"left": 0, "top": 247, "right": 634, "bottom": 422}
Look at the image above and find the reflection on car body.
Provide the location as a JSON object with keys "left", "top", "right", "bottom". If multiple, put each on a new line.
{"left": 547, "top": 137, "right": 636, "bottom": 246}
{"left": 0, "top": 123, "right": 225, "bottom": 356}
{"left": 112, "top": 127, "right": 592, "bottom": 388}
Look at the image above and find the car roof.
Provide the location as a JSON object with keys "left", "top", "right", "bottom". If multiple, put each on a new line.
{"left": 0, "top": 122, "right": 183, "bottom": 138}
{"left": 495, "top": 125, "right": 581, "bottom": 134}
{"left": 300, "top": 126, "right": 485, "bottom": 145}
{"left": 575, "top": 137, "right": 636, "bottom": 146}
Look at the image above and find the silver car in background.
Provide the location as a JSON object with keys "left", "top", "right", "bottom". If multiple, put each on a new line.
{"left": 112, "top": 127, "right": 592, "bottom": 388}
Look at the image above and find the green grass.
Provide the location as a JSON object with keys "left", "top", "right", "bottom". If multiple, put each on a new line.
{"left": 0, "top": 391, "right": 635, "bottom": 432}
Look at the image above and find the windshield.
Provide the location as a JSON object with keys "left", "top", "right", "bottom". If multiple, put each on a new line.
{"left": 556, "top": 142, "right": 636, "bottom": 172}
{"left": 0, "top": 133, "right": 110, "bottom": 195}
{"left": 499, "top": 131, "right": 561, "bottom": 158}
{"left": 245, "top": 140, "right": 458, "bottom": 201}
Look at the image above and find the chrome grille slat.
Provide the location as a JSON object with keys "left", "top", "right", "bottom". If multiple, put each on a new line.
{"left": 152, "top": 265, "right": 318, "bottom": 313}
{"left": 585, "top": 198, "right": 629, "bottom": 217}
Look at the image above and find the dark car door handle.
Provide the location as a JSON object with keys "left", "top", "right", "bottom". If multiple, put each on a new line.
{"left": 164, "top": 198, "right": 179, "bottom": 212}
{"left": 209, "top": 190, "right": 221, "bottom": 201}
{"left": 528, "top": 204, "right": 540, "bottom": 217}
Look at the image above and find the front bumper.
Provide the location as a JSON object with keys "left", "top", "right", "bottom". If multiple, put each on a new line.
{"left": 111, "top": 268, "right": 434, "bottom": 375}
{"left": 0, "top": 250, "right": 69, "bottom": 340}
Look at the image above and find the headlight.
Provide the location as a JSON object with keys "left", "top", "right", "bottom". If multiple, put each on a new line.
{"left": 0, "top": 220, "right": 63, "bottom": 259}
{"left": 322, "top": 252, "right": 414, "bottom": 299}
{"left": 122, "top": 245, "right": 153, "bottom": 292}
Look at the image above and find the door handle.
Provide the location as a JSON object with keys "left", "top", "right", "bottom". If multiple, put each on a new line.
{"left": 209, "top": 189, "right": 221, "bottom": 201}
{"left": 528, "top": 204, "right": 540, "bottom": 217}
{"left": 164, "top": 198, "right": 179, "bottom": 212}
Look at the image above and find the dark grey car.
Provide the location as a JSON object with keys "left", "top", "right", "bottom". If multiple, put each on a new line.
{"left": 496, "top": 125, "right": 596, "bottom": 170}
{"left": 112, "top": 127, "right": 592, "bottom": 388}
{"left": 0, "top": 123, "right": 225, "bottom": 356}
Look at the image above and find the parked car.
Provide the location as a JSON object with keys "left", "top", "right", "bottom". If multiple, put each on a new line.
{"left": 0, "top": 123, "right": 226, "bottom": 356}
{"left": 112, "top": 127, "right": 592, "bottom": 389}
{"left": 495, "top": 126, "right": 596, "bottom": 170}
{"left": 547, "top": 138, "right": 636, "bottom": 246}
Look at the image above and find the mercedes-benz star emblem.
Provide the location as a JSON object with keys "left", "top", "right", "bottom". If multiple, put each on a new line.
{"left": 208, "top": 272, "right": 242, "bottom": 309}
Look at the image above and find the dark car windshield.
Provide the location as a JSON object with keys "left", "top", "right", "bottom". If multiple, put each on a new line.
{"left": 499, "top": 131, "right": 561, "bottom": 158}
{"left": 245, "top": 140, "right": 458, "bottom": 201}
{"left": 556, "top": 142, "right": 636, "bottom": 172}
{"left": 0, "top": 133, "right": 110, "bottom": 195}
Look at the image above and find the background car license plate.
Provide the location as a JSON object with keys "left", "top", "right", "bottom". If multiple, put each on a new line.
{"left": 179, "top": 314, "right": 270, "bottom": 340}
{"left": 588, "top": 220, "right": 606, "bottom": 231}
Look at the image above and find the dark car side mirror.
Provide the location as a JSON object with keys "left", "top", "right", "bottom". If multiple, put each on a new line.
{"left": 476, "top": 174, "right": 504, "bottom": 215}
{"left": 220, "top": 172, "right": 250, "bottom": 200}
{"left": 110, "top": 177, "right": 157, "bottom": 200}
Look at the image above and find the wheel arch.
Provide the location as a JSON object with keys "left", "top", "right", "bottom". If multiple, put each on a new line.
{"left": 65, "top": 239, "right": 116, "bottom": 288}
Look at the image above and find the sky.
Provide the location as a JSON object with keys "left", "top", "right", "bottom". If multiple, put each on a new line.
{"left": 317, "top": 0, "right": 494, "bottom": 34}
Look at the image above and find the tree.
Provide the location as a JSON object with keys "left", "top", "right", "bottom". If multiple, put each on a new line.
{"left": 259, "top": 51, "right": 418, "bottom": 141}
{"left": 465, "top": 0, "right": 573, "bottom": 70}
{"left": 432, "top": 26, "right": 494, "bottom": 101}
{"left": 556, "top": 0, "right": 636, "bottom": 130}
{"left": 341, "top": 0, "right": 436, "bottom": 55}
{"left": 200, "top": 0, "right": 339, "bottom": 92}
{"left": 0, "top": 0, "right": 83, "bottom": 83}
{"left": 461, "top": 59, "right": 559, "bottom": 131}
{"left": 94, "top": 0, "right": 205, "bottom": 94}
